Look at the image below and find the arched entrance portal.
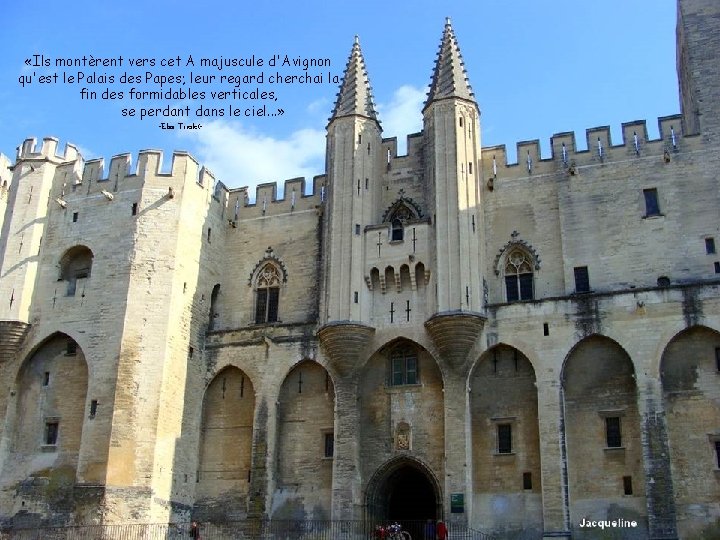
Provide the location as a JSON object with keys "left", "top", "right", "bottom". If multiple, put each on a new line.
{"left": 366, "top": 458, "right": 441, "bottom": 536}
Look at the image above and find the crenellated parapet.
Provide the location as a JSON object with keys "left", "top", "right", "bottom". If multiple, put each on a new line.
{"left": 225, "top": 174, "right": 327, "bottom": 222}
{"left": 482, "top": 115, "right": 686, "bottom": 183}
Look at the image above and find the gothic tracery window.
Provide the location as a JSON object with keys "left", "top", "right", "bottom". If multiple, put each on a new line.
{"left": 254, "top": 263, "right": 281, "bottom": 323}
{"left": 386, "top": 199, "right": 420, "bottom": 243}
{"left": 504, "top": 249, "right": 534, "bottom": 302}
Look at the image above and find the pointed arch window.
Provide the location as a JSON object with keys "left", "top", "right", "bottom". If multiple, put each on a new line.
{"left": 504, "top": 249, "right": 534, "bottom": 302}
{"left": 254, "top": 263, "right": 281, "bottom": 323}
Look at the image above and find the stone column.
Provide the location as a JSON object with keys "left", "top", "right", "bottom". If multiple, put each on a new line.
{"left": 248, "top": 398, "right": 270, "bottom": 518}
{"left": 331, "top": 376, "right": 361, "bottom": 520}
{"left": 637, "top": 377, "right": 678, "bottom": 539}
{"left": 536, "top": 378, "right": 571, "bottom": 539}
{"left": 442, "top": 370, "right": 470, "bottom": 529}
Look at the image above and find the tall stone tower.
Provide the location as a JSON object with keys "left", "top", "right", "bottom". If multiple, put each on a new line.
{"left": 676, "top": 0, "right": 720, "bottom": 140}
{"left": 423, "top": 19, "right": 485, "bottom": 369}
{"left": 0, "top": 138, "right": 75, "bottom": 359}
{"left": 319, "top": 37, "right": 381, "bottom": 374}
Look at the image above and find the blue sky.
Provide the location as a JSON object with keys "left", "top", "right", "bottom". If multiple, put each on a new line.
{"left": 0, "top": 1, "right": 677, "bottom": 194}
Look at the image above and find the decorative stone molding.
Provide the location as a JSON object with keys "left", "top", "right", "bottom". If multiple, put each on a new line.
{"left": 317, "top": 321, "right": 375, "bottom": 376}
{"left": 493, "top": 231, "right": 541, "bottom": 276}
{"left": 0, "top": 321, "right": 31, "bottom": 363}
{"left": 247, "top": 246, "right": 288, "bottom": 285}
{"left": 424, "top": 311, "right": 485, "bottom": 369}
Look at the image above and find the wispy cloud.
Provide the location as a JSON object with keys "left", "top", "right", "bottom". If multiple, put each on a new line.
{"left": 181, "top": 121, "right": 326, "bottom": 198}
{"left": 377, "top": 85, "right": 427, "bottom": 154}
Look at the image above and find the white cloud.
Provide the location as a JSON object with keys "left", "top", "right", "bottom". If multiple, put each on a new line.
{"left": 377, "top": 85, "right": 427, "bottom": 154}
{"left": 181, "top": 120, "right": 325, "bottom": 199}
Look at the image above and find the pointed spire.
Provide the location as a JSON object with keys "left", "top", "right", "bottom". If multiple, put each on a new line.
{"left": 330, "top": 36, "right": 379, "bottom": 125}
{"left": 424, "top": 17, "right": 475, "bottom": 110}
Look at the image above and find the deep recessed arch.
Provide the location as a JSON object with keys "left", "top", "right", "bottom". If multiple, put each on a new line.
{"left": 359, "top": 337, "right": 445, "bottom": 527}
{"left": 469, "top": 344, "right": 542, "bottom": 534}
{"left": 660, "top": 325, "right": 720, "bottom": 538}
{"left": 273, "top": 360, "right": 335, "bottom": 520}
{"left": 4, "top": 332, "right": 88, "bottom": 486}
{"left": 561, "top": 334, "right": 646, "bottom": 533}
{"left": 196, "top": 366, "right": 255, "bottom": 513}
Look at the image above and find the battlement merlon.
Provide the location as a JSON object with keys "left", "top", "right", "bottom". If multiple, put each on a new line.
{"left": 16, "top": 137, "right": 79, "bottom": 163}
{"left": 481, "top": 115, "right": 685, "bottom": 178}
{"left": 227, "top": 175, "right": 327, "bottom": 219}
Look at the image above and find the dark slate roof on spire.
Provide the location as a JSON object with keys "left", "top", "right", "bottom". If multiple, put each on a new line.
{"left": 424, "top": 17, "right": 475, "bottom": 110}
{"left": 330, "top": 36, "right": 379, "bottom": 123}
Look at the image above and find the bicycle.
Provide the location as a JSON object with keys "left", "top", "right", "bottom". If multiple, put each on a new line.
{"left": 374, "top": 522, "right": 412, "bottom": 540}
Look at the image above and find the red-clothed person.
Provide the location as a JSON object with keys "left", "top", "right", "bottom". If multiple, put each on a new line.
{"left": 436, "top": 521, "right": 448, "bottom": 540}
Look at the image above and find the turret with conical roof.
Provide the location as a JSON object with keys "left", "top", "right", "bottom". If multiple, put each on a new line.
{"left": 320, "top": 37, "right": 382, "bottom": 364}
{"left": 422, "top": 17, "right": 485, "bottom": 354}
{"left": 424, "top": 17, "right": 476, "bottom": 110}
{"left": 329, "top": 36, "right": 380, "bottom": 126}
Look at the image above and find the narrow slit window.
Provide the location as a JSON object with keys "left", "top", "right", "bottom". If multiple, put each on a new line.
{"left": 606, "top": 416, "right": 622, "bottom": 448}
{"left": 45, "top": 422, "right": 59, "bottom": 445}
{"left": 131, "top": 203, "right": 138, "bottom": 216}
{"left": 706, "top": 237, "right": 716, "bottom": 254}
{"left": 497, "top": 424, "right": 512, "bottom": 454}
{"left": 574, "top": 266, "right": 590, "bottom": 293}
{"left": 523, "top": 472, "right": 532, "bottom": 490}
{"left": 324, "top": 432, "right": 334, "bottom": 458}
{"left": 623, "top": 475, "right": 633, "bottom": 495}
{"left": 643, "top": 188, "right": 661, "bottom": 217}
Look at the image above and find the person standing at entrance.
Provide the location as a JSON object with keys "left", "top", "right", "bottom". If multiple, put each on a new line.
{"left": 424, "top": 519, "right": 436, "bottom": 539}
{"left": 436, "top": 520, "right": 447, "bottom": 540}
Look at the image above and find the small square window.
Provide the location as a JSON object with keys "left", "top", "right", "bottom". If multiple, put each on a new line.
{"left": 355, "top": 224, "right": 361, "bottom": 235}
{"left": 643, "top": 188, "right": 661, "bottom": 217}
{"left": 66, "top": 340, "right": 77, "bottom": 356}
{"left": 715, "top": 262, "right": 720, "bottom": 274}
{"left": 324, "top": 432, "right": 334, "bottom": 458}
{"left": 45, "top": 422, "right": 59, "bottom": 445}
{"left": 497, "top": 424, "right": 512, "bottom": 454}
{"left": 623, "top": 475, "right": 633, "bottom": 495}
{"left": 606, "top": 416, "right": 622, "bottom": 448}
{"left": 574, "top": 266, "right": 590, "bottom": 293}
{"left": 706, "top": 238, "right": 716, "bottom": 254}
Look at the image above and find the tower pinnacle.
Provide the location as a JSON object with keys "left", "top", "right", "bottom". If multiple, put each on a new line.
{"left": 330, "top": 36, "right": 379, "bottom": 124}
{"left": 424, "top": 18, "right": 475, "bottom": 110}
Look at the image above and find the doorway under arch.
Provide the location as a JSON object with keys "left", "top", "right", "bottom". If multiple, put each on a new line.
{"left": 366, "top": 457, "right": 442, "bottom": 534}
